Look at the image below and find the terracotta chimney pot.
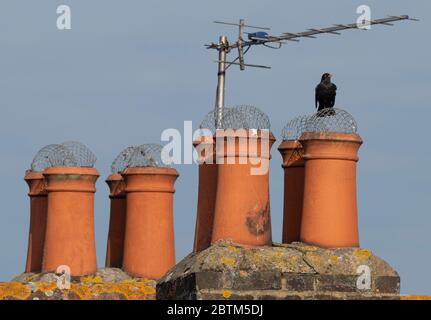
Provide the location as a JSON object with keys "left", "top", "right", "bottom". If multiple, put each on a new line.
{"left": 122, "top": 167, "right": 179, "bottom": 279}
{"left": 42, "top": 167, "right": 99, "bottom": 276}
{"left": 192, "top": 135, "right": 218, "bottom": 252}
{"left": 24, "top": 170, "right": 48, "bottom": 273}
{"left": 211, "top": 129, "right": 276, "bottom": 247}
{"left": 105, "top": 173, "right": 126, "bottom": 268}
{"left": 278, "top": 140, "right": 305, "bottom": 244}
{"left": 299, "top": 132, "right": 363, "bottom": 247}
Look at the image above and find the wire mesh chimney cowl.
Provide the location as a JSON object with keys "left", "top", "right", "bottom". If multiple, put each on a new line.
{"left": 30, "top": 141, "right": 97, "bottom": 172}
{"left": 111, "top": 144, "right": 172, "bottom": 173}
{"left": 281, "top": 108, "right": 358, "bottom": 141}
{"left": 304, "top": 108, "right": 358, "bottom": 134}
{"left": 281, "top": 114, "right": 310, "bottom": 141}
{"left": 199, "top": 105, "right": 271, "bottom": 134}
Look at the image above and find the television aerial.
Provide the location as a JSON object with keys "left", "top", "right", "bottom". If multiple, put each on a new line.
{"left": 205, "top": 15, "right": 418, "bottom": 129}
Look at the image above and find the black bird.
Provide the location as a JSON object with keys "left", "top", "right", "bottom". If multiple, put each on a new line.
{"left": 315, "top": 73, "right": 337, "bottom": 112}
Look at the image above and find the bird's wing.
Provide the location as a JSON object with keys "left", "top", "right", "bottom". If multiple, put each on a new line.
{"left": 330, "top": 84, "right": 337, "bottom": 107}
{"left": 315, "top": 85, "right": 319, "bottom": 108}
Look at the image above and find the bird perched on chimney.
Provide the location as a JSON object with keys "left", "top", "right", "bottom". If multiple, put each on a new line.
{"left": 315, "top": 73, "right": 337, "bottom": 112}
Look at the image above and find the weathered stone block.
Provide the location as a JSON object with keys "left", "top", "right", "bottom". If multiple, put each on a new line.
{"left": 2, "top": 268, "right": 156, "bottom": 300}
{"left": 315, "top": 275, "right": 359, "bottom": 292}
{"left": 283, "top": 273, "right": 315, "bottom": 291}
{"left": 375, "top": 275, "right": 400, "bottom": 294}
{"left": 157, "top": 240, "right": 401, "bottom": 300}
{"left": 231, "top": 271, "right": 281, "bottom": 290}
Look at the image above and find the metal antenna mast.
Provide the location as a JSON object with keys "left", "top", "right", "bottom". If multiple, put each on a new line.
{"left": 206, "top": 15, "right": 418, "bottom": 129}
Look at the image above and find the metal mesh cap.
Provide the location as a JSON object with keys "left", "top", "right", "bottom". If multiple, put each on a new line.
{"left": 127, "top": 144, "right": 171, "bottom": 168}
{"left": 30, "top": 141, "right": 96, "bottom": 171}
{"left": 111, "top": 146, "right": 136, "bottom": 173}
{"left": 223, "top": 105, "right": 271, "bottom": 130}
{"left": 61, "top": 141, "right": 97, "bottom": 167}
{"left": 304, "top": 108, "right": 358, "bottom": 134}
{"left": 47, "top": 144, "right": 78, "bottom": 168}
{"left": 199, "top": 107, "right": 232, "bottom": 134}
{"left": 281, "top": 114, "right": 310, "bottom": 141}
{"left": 200, "top": 105, "right": 270, "bottom": 132}
{"left": 31, "top": 144, "right": 73, "bottom": 172}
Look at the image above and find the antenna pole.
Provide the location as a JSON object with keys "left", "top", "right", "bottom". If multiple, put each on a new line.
{"left": 215, "top": 35, "right": 228, "bottom": 129}
{"left": 238, "top": 19, "right": 245, "bottom": 70}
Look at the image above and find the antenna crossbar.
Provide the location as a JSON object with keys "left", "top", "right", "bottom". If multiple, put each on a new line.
{"left": 211, "top": 15, "right": 417, "bottom": 50}
{"left": 276, "top": 15, "right": 414, "bottom": 44}
{"left": 213, "top": 20, "right": 271, "bottom": 30}
{"left": 215, "top": 60, "right": 271, "bottom": 69}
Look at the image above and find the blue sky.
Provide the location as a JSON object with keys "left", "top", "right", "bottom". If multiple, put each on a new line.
{"left": 0, "top": 0, "right": 429, "bottom": 294}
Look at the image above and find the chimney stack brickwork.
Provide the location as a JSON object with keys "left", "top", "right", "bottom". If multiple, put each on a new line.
{"left": 157, "top": 109, "right": 400, "bottom": 300}
{"left": 156, "top": 241, "right": 400, "bottom": 300}
{"left": 7, "top": 111, "right": 403, "bottom": 300}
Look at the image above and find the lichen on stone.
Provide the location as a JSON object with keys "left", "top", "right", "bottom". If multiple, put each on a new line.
{"left": 0, "top": 282, "right": 31, "bottom": 300}
{"left": 3, "top": 268, "right": 157, "bottom": 300}
{"left": 222, "top": 290, "right": 232, "bottom": 299}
